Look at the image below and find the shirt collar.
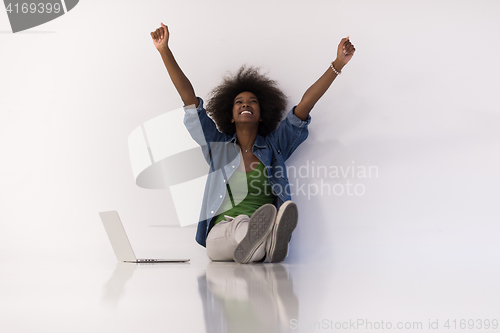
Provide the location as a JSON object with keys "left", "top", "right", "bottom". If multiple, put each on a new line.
{"left": 227, "top": 133, "right": 267, "bottom": 149}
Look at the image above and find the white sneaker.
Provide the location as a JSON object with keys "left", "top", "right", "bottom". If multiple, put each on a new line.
{"left": 266, "top": 201, "right": 298, "bottom": 263}
{"left": 233, "top": 204, "right": 276, "bottom": 264}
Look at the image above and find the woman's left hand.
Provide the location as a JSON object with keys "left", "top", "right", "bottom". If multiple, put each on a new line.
{"left": 336, "top": 37, "right": 356, "bottom": 68}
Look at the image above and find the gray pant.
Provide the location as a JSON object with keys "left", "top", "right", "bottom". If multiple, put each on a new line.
{"left": 206, "top": 215, "right": 267, "bottom": 262}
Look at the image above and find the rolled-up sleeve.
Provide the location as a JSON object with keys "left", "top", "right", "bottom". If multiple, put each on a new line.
{"left": 269, "top": 106, "right": 312, "bottom": 160}
{"left": 184, "top": 97, "right": 229, "bottom": 145}
{"left": 287, "top": 106, "right": 311, "bottom": 127}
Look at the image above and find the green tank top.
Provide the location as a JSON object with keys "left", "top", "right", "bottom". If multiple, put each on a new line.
{"left": 213, "top": 161, "right": 274, "bottom": 225}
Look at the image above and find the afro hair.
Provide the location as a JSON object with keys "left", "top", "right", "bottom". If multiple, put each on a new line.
{"left": 206, "top": 65, "right": 288, "bottom": 137}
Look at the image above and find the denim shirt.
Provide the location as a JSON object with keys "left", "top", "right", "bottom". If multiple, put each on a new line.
{"left": 184, "top": 97, "right": 311, "bottom": 247}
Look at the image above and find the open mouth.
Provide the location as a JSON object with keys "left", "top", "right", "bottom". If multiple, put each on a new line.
{"left": 240, "top": 110, "right": 253, "bottom": 115}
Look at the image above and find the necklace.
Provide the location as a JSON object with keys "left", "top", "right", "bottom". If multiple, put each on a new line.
{"left": 237, "top": 141, "right": 252, "bottom": 153}
{"left": 240, "top": 146, "right": 252, "bottom": 153}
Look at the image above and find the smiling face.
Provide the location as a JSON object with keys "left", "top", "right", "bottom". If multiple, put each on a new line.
{"left": 231, "top": 91, "right": 261, "bottom": 125}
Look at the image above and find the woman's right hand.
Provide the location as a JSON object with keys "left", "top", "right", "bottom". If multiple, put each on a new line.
{"left": 151, "top": 22, "right": 169, "bottom": 51}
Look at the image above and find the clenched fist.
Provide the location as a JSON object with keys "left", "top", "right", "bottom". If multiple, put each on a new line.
{"left": 151, "top": 22, "right": 169, "bottom": 51}
{"left": 337, "top": 37, "right": 355, "bottom": 67}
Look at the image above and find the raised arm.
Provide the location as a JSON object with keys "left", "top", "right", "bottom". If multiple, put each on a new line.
{"left": 151, "top": 23, "right": 199, "bottom": 108}
{"left": 294, "top": 37, "right": 356, "bottom": 121}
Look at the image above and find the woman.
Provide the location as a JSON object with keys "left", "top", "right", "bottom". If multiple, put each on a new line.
{"left": 151, "top": 23, "right": 355, "bottom": 264}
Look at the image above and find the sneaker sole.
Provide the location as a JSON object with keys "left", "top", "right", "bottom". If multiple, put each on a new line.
{"left": 233, "top": 204, "right": 276, "bottom": 264}
{"left": 269, "top": 202, "right": 298, "bottom": 263}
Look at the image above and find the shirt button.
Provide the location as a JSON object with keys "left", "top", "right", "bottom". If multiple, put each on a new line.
{"left": 232, "top": 165, "right": 235, "bottom": 168}
{"left": 223, "top": 180, "right": 226, "bottom": 182}
{"left": 211, "top": 211, "right": 214, "bottom": 214}
{"left": 220, "top": 195, "right": 223, "bottom": 198}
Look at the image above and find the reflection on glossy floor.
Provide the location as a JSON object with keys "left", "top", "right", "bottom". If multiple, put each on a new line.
{"left": 1, "top": 245, "right": 499, "bottom": 333}
{"left": 98, "top": 260, "right": 299, "bottom": 333}
{"left": 200, "top": 262, "right": 298, "bottom": 333}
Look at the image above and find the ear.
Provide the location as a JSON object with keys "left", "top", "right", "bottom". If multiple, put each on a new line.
{"left": 231, "top": 119, "right": 235, "bottom": 123}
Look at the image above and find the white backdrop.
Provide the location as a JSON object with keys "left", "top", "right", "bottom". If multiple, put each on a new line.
{"left": 1, "top": 0, "right": 500, "bottom": 265}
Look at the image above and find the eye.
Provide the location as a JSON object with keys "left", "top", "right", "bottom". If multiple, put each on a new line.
{"left": 235, "top": 101, "right": 242, "bottom": 104}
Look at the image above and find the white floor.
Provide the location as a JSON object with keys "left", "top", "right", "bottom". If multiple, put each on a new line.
{"left": 1, "top": 234, "right": 499, "bottom": 333}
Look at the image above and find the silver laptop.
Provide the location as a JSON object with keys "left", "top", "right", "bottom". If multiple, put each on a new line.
{"left": 99, "top": 210, "right": 190, "bottom": 263}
